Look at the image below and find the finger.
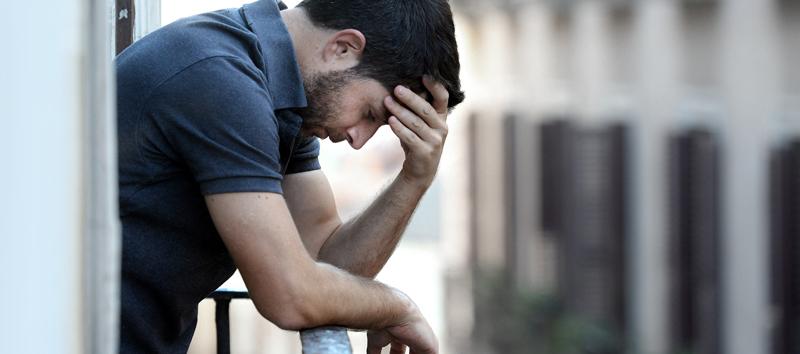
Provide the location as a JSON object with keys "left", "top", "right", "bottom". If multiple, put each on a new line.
{"left": 367, "top": 343, "right": 383, "bottom": 354}
{"left": 367, "top": 330, "right": 392, "bottom": 354}
{"left": 409, "top": 347, "right": 437, "bottom": 354}
{"left": 384, "top": 96, "right": 438, "bottom": 141}
{"left": 390, "top": 341, "right": 408, "bottom": 354}
{"left": 422, "top": 75, "right": 449, "bottom": 115}
{"left": 392, "top": 85, "right": 445, "bottom": 130}
{"left": 419, "top": 90, "right": 431, "bottom": 102}
{"left": 388, "top": 116, "right": 425, "bottom": 150}
{"left": 407, "top": 340, "right": 437, "bottom": 354}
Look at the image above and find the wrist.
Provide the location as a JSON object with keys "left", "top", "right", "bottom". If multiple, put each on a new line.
{"left": 389, "top": 288, "right": 421, "bottom": 327}
{"left": 397, "top": 169, "right": 434, "bottom": 191}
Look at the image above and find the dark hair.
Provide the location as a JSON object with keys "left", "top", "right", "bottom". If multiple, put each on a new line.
{"left": 297, "top": 0, "right": 465, "bottom": 109}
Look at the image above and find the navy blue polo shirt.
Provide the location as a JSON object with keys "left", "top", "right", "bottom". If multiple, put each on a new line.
{"left": 115, "top": 0, "right": 319, "bottom": 352}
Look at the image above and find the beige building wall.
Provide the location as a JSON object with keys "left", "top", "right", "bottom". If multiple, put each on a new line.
{"left": 446, "top": 0, "right": 800, "bottom": 353}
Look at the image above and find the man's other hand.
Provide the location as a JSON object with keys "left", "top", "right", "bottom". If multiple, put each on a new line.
{"left": 384, "top": 75, "right": 450, "bottom": 189}
{"left": 366, "top": 295, "right": 438, "bottom": 354}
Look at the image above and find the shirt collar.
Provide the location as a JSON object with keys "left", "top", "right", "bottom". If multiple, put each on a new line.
{"left": 241, "top": 0, "right": 307, "bottom": 111}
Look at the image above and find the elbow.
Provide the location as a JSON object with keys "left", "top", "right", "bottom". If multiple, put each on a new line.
{"left": 259, "top": 304, "right": 310, "bottom": 331}
{"left": 253, "top": 282, "right": 321, "bottom": 331}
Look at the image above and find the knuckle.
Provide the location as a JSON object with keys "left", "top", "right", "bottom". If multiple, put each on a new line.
{"left": 396, "top": 114, "right": 409, "bottom": 125}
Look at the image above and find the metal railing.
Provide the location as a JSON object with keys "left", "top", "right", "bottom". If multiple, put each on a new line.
{"left": 208, "top": 289, "right": 352, "bottom": 354}
{"left": 299, "top": 326, "right": 353, "bottom": 354}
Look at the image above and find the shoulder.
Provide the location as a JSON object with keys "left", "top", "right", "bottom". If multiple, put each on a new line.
{"left": 153, "top": 10, "right": 258, "bottom": 57}
{"left": 147, "top": 56, "right": 275, "bottom": 125}
{"left": 122, "top": 9, "right": 257, "bottom": 62}
{"left": 116, "top": 9, "right": 262, "bottom": 103}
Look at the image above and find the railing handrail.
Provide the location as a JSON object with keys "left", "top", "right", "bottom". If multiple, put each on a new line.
{"left": 300, "top": 327, "right": 352, "bottom": 354}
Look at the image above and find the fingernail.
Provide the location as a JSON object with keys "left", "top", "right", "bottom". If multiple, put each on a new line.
{"left": 395, "top": 86, "right": 405, "bottom": 96}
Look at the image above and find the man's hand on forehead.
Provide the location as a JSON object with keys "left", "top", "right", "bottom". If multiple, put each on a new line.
{"left": 411, "top": 86, "right": 432, "bottom": 103}
{"left": 383, "top": 75, "right": 450, "bottom": 188}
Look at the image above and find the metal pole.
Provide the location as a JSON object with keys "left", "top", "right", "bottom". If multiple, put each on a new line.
{"left": 115, "top": 0, "right": 135, "bottom": 54}
{"left": 214, "top": 298, "right": 231, "bottom": 354}
{"left": 300, "top": 327, "right": 352, "bottom": 354}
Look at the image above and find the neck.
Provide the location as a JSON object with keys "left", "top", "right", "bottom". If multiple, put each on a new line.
{"left": 281, "top": 8, "right": 325, "bottom": 77}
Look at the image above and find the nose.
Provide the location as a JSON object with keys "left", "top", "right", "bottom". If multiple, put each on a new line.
{"left": 346, "top": 121, "right": 381, "bottom": 150}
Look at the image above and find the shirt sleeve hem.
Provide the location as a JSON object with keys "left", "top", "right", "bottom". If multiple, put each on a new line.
{"left": 285, "top": 159, "right": 321, "bottom": 175}
{"left": 200, "top": 176, "right": 284, "bottom": 195}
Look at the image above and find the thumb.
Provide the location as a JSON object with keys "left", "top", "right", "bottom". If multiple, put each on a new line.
{"left": 390, "top": 341, "right": 408, "bottom": 354}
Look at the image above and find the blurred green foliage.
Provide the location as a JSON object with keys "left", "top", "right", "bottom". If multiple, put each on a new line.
{"left": 472, "top": 271, "right": 624, "bottom": 354}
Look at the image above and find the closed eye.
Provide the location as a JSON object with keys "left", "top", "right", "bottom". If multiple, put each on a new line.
{"left": 368, "top": 105, "right": 389, "bottom": 125}
{"left": 375, "top": 107, "right": 391, "bottom": 125}
{"left": 369, "top": 110, "right": 386, "bottom": 125}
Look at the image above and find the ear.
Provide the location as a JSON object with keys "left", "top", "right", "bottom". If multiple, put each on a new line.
{"left": 321, "top": 29, "right": 366, "bottom": 69}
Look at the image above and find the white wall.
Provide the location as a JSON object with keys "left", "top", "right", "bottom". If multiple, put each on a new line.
{"left": 630, "top": 2, "right": 682, "bottom": 353}
{"left": 0, "top": 0, "right": 86, "bottom": 352}
{"left": 720, "top": 1, "right": 781, "bottom": 353}
{"left": 0, "top": 0, "right": 118, "bottom": 353}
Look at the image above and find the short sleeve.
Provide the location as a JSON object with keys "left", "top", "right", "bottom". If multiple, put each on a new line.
{"left": 285, "top": 136, "right": 321, "bottom": 174}
{"left": 145, "top": 56, "right": 285, "bottom": 195}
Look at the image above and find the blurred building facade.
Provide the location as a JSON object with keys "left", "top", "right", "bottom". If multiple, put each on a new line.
{"left": 440, "top": 0, "right": 800, "bottom": 353}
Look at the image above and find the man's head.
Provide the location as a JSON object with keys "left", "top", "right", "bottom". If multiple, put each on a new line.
{"left": 290, "top": 0, "right": 464, "bottom": 149}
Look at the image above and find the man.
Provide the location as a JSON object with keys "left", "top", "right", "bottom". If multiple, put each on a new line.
{"left": 116, "top": 0, "right": 464, "bottom": 352}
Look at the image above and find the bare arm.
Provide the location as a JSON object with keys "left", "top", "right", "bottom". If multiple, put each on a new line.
{"left": 284, "top": 171, "right": 427, "bottom": 278}
{"left": 205, "top": 192, "right": 437, "bottom": 353}
{"left": 284, "top": 76, "right": 451, "bottom": 278}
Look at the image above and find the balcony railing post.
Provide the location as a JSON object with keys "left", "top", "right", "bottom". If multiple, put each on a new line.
{"left": 214, "top": 297, "right": 231, "bottom": 354}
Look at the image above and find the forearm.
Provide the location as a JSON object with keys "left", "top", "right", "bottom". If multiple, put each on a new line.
{"left": 287, "top": 261, "right": 437, "bottom": 353}
{"left": 207, "top": 191, "right": 436, "bottom": 352}
{"left": 317, "top": 172, "right": 428, "bottom": 278}
{"left": 291, "top": 262, "right": 416, "bottom": 330}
